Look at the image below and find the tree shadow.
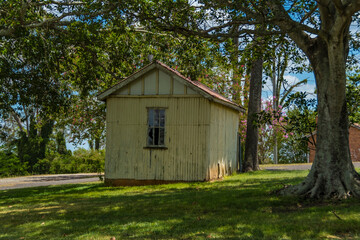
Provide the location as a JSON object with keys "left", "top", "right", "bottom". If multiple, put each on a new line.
{"left": 1, "top": 173, "right": 359, "bottom": 240}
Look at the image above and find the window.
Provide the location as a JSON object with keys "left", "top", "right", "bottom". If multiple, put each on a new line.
{"left": 147, "top": 108, "right": 165, "bottom": 146}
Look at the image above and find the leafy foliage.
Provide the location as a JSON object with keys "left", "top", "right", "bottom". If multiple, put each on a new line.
{"left": 347, "top": 73, "right": 360, "bottom": 124}
{"left": 0, "top": 149, "right": 27, "bottom": 177}
{"left": 0, "top": 148, "right": 104, "bottom": 177}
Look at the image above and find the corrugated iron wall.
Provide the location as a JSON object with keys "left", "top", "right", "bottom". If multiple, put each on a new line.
{"left": 105, "top": 96, "right": 211, "bottom": 181}
{"left": 208, "top": 103, "right": 239, "bottom": 180}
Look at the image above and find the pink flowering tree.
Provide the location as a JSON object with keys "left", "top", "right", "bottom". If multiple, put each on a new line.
{"left": 256, "top": 92, "right": 317, "bottom": 163}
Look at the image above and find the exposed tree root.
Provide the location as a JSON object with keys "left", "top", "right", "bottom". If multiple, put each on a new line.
{"left": 279, "top": 168, "right": 360, "bottom": 199}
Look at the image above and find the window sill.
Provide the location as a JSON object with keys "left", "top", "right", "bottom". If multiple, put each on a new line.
{"left": 143, "top": 146, "right": 168, "bottom": 150}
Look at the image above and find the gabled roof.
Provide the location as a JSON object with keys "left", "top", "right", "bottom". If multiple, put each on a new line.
{"left": 97, "top": 60, "right": 245, "bottom": 112}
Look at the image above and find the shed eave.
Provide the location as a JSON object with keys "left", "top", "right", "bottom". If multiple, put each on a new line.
{"left": 212, "top": 98, "right": 244, "bottom": 112}
{"left": 97, "top": 60, "right": 245, "bottom": 113}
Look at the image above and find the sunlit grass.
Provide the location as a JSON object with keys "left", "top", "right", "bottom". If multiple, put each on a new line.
{"left": 1, "top": 170, "right": 360, "bottom": 239}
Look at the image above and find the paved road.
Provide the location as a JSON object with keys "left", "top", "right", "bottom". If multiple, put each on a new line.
{"left": 0, "top": 173, "right": 103, "bottom": 190}
{"left": 2, "top": 163, "right": 360, "bottom": 190}
{"left": 261, "top": 162, "right": 360, "bottom": 171}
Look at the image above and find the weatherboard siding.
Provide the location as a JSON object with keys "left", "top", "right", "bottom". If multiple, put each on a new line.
{"left": 105, "top": 97, "right": 211, "bottom": 181}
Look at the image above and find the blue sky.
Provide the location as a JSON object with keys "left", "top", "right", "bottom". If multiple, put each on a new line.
{"left": 262, "top": 71, "right": 317, "bottom": 100}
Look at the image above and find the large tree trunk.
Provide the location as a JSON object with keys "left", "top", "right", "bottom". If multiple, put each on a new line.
{"left": 282, "top": 37, "right": 360, "bottom": 198}
{"left": 243, "top": 57, "right": 263, "bottom": 172}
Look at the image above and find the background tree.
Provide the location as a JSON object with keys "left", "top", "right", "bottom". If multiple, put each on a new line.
{"left": 1, "top": 0, "right": 231, "bottom": 173}
{"left": 347, "top": 73, "right": 360, "bottom": 124}
{"left": 131, "top": 0, "right": 360, "bottom": 199}
{"left": 2, "top": 0, "right": 360, "bottom": 198}
{"left": 263, "top": 37, "right": 308, "bottom": 164}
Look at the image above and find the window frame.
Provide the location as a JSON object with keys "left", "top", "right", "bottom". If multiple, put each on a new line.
{"left": 145, "top": 107, "right": 167, "bottom": 149}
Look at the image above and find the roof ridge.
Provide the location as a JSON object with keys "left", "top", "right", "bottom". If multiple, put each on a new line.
{"left": 97, "top": 60, "right": 244, "bottom": 112}
{"left": 154, "top": 61, "right": 237, "bottom": 106}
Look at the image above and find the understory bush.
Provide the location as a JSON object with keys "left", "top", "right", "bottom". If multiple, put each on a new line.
{"left": 0, "top": 151, "right": 28, "bottom": 177}
{"left": 34, "top": 149, "right": 105, "bottom": 174}
{"left": 1, "top": 149, "right": 105, "bottom": 177}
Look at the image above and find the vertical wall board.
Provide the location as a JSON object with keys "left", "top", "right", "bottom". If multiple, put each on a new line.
{"left": 114, "top": 86, "right": 129, "bottom": 95}
{"left": 159, "top": 70, "right": 171, "bottom": 94}
{"left": 207, "top": 102, "right": 239, "bottom": 180}
{"left": 144, "top": 71, "right": 157, "bottom": 94}
{"left": 187, "top": 87, "right": 197, "bottom": 95}
{"left": 131, "top": 79, "right": 142, "bottom": 95}
{"left": 141, "top": 78, "right": 145, "bottom": 95}
{"left": 173, "top": 78, "right": 185, "bottom": 94}
{"left": 113, "top": 70, "right": 201, "bottom": 97}
{"left": 170, "top": 77, "right": 174, "bottom": 95}
{"left": 106, "top": 96, "right": 216, "bottom": 181}
{"left": 156, "top": 69, "right": 159, "bottom": 95}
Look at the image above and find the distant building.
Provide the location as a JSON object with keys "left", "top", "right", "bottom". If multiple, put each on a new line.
{"left": 98, "top": 61, "right": 245, "bottom": 186}
{"left": 308, "top": 123, "right": 360, "bottom": 162}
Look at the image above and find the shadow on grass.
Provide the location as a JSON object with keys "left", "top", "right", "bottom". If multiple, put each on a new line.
{"left": 1, "top": 171, "right": 359, "bottom": 240}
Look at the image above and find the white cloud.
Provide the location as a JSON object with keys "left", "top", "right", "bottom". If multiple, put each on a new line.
{"left": 283, "top": 75, "right": 316, "bottom": 96}
{"left": 262, "top": 74, "right": 316, "bottom": 100}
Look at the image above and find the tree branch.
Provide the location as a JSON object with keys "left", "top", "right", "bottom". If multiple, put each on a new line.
{"left": 333, "top": 0, "right": 346, "bottom": 13}
{"left": 33, "top": 1, "right": 85, "bottom": 7}
{"left": 0, "top": 4, "right": 115, "bottom": 37}
{"left": 10, "top": 108, "right": 24, "bottom": 133}
{"left": 266, "top": 2, "right": 316, "bottom": 57}
{"left": 300, "top": 4, "right": 319, "bottom": 24}
{"left": 343, "top": 0, "right": 360, "bottom": 17}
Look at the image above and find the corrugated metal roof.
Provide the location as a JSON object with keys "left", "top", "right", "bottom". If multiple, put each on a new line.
{"left": 155, "top": 61, "right": 240, "bottom": 107}
{"left": 98, "top": 60, "right": 245, "bottom": 112}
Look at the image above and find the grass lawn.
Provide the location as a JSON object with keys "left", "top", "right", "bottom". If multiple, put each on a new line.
{"left": 1, "top": 170, "right": 360, "bottom": 240}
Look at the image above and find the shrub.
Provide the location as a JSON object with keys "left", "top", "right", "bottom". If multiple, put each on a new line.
{"left": 0, "top": 148, "right": 105, "bottom": 176}
{"left": 33, "top": 158, "right": 52, "bottom": 174}
{"left": 0, "top": 151, "right": 28, "bottom": 177}
{"left": 46, "top": 149, "right": 105, "bottom": 174}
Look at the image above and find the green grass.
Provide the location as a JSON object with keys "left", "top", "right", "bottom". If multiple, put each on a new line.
{"left": 1, "top": 170, "right": 360, "bottom": 240}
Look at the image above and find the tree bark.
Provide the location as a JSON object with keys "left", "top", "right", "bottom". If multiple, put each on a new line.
{"left": 272, "top": 58, "right": 279, "bottom": 165}
{"left": 244, "top": 57, "right": 263, "bottom": 171}
{"left": 282, "top": 35, "right": 360, "bottom": 198}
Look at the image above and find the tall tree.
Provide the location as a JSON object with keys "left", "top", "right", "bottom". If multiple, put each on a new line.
{"left": 131, "top": 0, "right": 360, "bottom": 198}
{"left": 2, "top": 0, "right": 360, "bottom": 198}
{"left": 243, "top": 39, "right": 264, "bottom": 171}
{"left": 264, "top": 38, "right": 308, "bottom": 164}
{"left": 1, "top": 0, "right": 227, "bottom": 152}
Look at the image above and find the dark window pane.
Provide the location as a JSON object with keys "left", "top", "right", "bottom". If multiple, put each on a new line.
{"left": 154, "top": 128, "right": 160, "bottom": 145}
{"left": 148, "top": 109, "right": 154, "bottom": 127}
{"left": 147, "top": 128, "right": 154, "bottom": 145}
{"left": 160, "top": 110, "right": 165, "bottom": 127}
{"left": 147, "top": 108, "right": 165, "bottom": 146}
{"left": 159, "top": 128, "right": 165, "bottom": 145}
{"left": 154, "top": 109, "right": 160, "bottom": 126}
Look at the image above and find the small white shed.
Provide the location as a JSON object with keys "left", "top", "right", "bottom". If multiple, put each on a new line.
{"left": 98, "top": 61, "right": 244, "bottom": 186}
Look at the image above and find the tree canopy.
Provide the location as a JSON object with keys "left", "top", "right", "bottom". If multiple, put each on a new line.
{"left": 1, "top": 0, "right": 360, "bottom": 198}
